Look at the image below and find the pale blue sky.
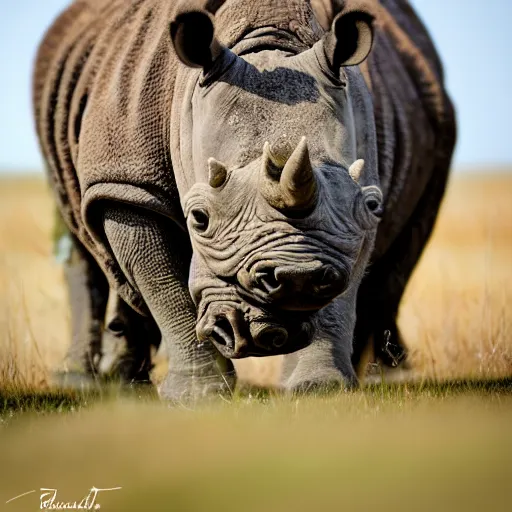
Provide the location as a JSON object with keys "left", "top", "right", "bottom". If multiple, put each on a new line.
{"left": 1, "top": 0, "right": 511, "bottom": 172}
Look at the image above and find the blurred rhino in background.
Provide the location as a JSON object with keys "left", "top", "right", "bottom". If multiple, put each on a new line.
{"left": 33, "top": 0, "right": 456, "bottom": 400}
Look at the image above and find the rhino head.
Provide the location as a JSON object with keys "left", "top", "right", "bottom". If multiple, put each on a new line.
{"left": 170, "top": 2, "right": 382, "bottom": 359}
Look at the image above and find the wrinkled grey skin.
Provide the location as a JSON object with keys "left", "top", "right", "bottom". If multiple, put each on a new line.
{"left": 99, "top": 9, "right": 381, "bottom": 397}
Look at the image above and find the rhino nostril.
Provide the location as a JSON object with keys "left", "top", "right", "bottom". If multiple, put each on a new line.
{"left": 256, "top": 269, "right": 281, "bottom": 294}
{"left": 211, "top": 316, "right": 235, "bottom": 350}
{"left": 271, "top": 329, "right": 288, "bottom": 348}
{"left": 313, "top": 267, "right": 345, "bottom": 295}
{"left": 254, "top": 325, "right": 288, "bottom": 349}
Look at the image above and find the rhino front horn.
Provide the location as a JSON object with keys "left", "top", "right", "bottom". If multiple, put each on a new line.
{"left": 260, "top": 137, "right": 317, "bottom": 214}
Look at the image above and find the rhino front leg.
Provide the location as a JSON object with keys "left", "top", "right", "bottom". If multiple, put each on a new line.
{"left": 281, "top": 291, "right": 359, "bottom": 393}
{"left": 102, "top": 205, "right": 235, "bottom": 402}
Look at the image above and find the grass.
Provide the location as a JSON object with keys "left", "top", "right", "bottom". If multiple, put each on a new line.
{"left": 0, "top": 172, "right": 511, "bottom": 511}
{"left": 0, "top": 382, "right": 511, "bottom": 511}
{"left": 0, "top": 378, "right": 511, "bottom": 423}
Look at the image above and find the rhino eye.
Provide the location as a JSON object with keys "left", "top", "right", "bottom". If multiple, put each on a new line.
{"left": 190, "top": 209, "right": 210, "bottom": 233}
{"left": 356, "top": 186, "right": 383, "bottom": 229}
{"left": 365, "top": 198, "right": 382, "bottom": 217}
{"left": 361, "top": 186, "right": 383, "bottom": 219}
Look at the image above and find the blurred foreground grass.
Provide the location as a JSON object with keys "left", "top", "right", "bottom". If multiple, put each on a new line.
{"left": 0, "top": 380, "right": 511, "bottom": 512}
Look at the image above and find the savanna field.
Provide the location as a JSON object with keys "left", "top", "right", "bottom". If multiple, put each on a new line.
{"left": 0, "top": 173, "right": 511, "bottom": 511}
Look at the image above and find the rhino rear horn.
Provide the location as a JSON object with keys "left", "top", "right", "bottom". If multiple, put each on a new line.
{"left": 281, "top": 137, "right": 317, "bottom": 210}
{"left": 348, "top": 159, "right": 365, "bottom": 183}
{"left": 260, "top": 138, "right": 317, "bottom": 214}
{"left": 323, "top": 10, "right": 375, "bottom": 71}
{"left": 170, "top": 0, "right": 227, "bottom": 69}
{"left": 208, "top": 158, "right": 228, "bottom": 188}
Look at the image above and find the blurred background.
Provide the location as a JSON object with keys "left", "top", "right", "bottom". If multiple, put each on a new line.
{"left": 1, "top": 0, "right": 512, "bottom": 172}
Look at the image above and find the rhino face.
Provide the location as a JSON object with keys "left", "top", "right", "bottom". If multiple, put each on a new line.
{"left": 171, "top": 4, "right": 381, "bottom": 358}
{"left": 183, "top": 140, "right": 382, "bottom": 358}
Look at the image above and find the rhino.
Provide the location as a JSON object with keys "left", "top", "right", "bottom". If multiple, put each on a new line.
{"left": 33, "top": 0, "right": 456, "bottom": 400}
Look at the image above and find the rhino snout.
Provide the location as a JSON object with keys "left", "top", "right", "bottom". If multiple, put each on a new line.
{"left": 199, "top": 313, "right": 289, "bottom": 358}
{"left": 196, "top": 301, "right": 314, "bottom": 358}
{"left": 240, "top": 261, "right": 349, "bottom": 310}
{"left": 197, "top": 304, "right": 251, "bottom": 358}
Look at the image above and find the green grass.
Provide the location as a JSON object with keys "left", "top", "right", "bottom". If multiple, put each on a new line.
{"left": 1, "top": 380, "right": 511, "bottom": 512}
{"left": 1, "top": 378, "right": 510, "bottom": 421}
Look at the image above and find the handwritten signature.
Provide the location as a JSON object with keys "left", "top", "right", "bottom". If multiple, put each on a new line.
{"left": 6, "top": 487, "right": 122, "bottom": 510}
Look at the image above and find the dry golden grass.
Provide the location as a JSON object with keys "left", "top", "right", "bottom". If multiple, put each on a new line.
{"left": 401, "top": 174, "right": 512, "bottom": 379}
{"left": 0, "top": 172, "right": 511, "bottom": 389}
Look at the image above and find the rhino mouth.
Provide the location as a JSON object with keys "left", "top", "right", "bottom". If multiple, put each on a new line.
{"left": 196, "top": 297, "right": 314, "bottom": 359}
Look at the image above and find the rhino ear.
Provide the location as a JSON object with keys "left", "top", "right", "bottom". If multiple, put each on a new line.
{"left": 324, "top": 10, "right": 374, "bottom": 70}
{"left": 170, "top": 9, "right": 223, "bottom": 69}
